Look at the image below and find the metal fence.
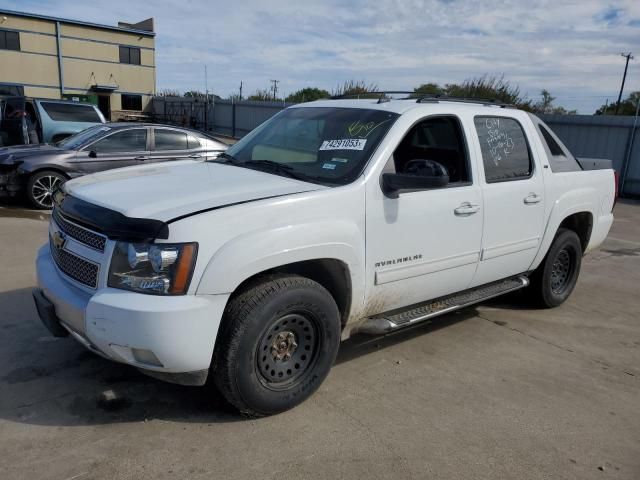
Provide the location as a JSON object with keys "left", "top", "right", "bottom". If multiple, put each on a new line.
{"left": 210, "top": 99, "right": 294, "bottom": 138}
{"left": 540, "top": 114, "right": 640, "bottom": 197}
{"left": 150, "top": 97, "right": 640, "bottom": 197}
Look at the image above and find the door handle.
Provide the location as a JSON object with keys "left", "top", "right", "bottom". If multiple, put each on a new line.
{"left": 134, "top": 156, "right": 148, "bottom": 161}
{"left": 188, "top": 154, "right": 202, "bottom": 159}
{"left": 524, "top": 193, "right": 542, "bottom": 204}
{"left": 454, "top": 202, "right": 480, "bottom": 215}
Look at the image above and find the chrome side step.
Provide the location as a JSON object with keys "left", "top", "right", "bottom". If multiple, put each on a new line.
{"left": 357, "top": 275, "right": 529, "bottom": 335}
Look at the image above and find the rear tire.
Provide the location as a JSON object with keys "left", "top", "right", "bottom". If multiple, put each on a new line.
{"left": 26, "top": 170, "right": 67, "bottom": 210}
{"left": 529, "top": 228, "right": 582, "bottom": 308}
{"left": 212, "top": 275, "right": 341, "bottom": 417}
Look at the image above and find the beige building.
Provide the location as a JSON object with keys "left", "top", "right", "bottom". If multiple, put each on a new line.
{"left": 0, "top": 9, "right": 155, "bottom": 120}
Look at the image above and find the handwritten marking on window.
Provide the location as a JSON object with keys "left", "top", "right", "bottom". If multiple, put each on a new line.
{"left": 485, "top": 118, "right": 514, "bottom": 166}
{"left": 347, "top": 119, "right": 391, "bottom": 138}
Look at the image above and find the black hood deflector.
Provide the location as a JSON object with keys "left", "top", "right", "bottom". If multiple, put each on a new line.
{"left": 54, "top": 189, "right": 169, "bottom": 241}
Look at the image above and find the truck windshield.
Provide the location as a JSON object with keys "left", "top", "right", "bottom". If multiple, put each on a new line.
{"left": 217, "top": 107, "right": 399, "bottom": 185}
{"left": 56, "top": 126, "right": 112, "bottom": 149}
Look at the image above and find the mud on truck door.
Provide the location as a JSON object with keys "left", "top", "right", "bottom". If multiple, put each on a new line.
{"left": 365, "top": 114, "right": 484, "bottom": 314}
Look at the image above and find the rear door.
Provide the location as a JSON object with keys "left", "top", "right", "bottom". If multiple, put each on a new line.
{"left": 148, "top": 127, "right": 202, "bottom": 163}
{"left": 1, "top": 97, "right": 28, "bottom": 146}
{"left": 470, "top": 114, "right": 546, "bottom": 287}
{"left": 72, "top": 128, "right": 149, "bottom": 174}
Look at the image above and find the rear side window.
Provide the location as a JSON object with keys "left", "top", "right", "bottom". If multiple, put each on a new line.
{"left": 91, "top": 129, "right": 147, "bottom": 153}
{"left": 154, "top": 129, "right": 188, "bottom": 150}
{"left": 538, "top": 124, "right": 565, "bottom": 157}
{"left": 474, "top": 116, "right": 532, "bottom": 183}
{"left": 41, "top": 102, "right": 102, "bottom": 122}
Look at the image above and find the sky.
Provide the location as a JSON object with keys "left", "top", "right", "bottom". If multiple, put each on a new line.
{"left": 4, "top": 0, "right": 640, "bottom": 113}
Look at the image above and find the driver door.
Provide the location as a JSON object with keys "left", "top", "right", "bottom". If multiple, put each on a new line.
{"left": 364, "top": 115, "right": 483, "bottom": 314}
{"left": 73, "top": 128, "right": 150, "bottom": 174}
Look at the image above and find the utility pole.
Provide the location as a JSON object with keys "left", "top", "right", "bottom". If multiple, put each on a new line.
{"left": 204, "top": 65, "right": 209, "bottom": 131}
{"left": 270, "top": 79, "right": 279, "bottom": 101}
{"left": 239, "top": 81, "right": 243, "bottom": 101}
{"left": 615, "top": 52, "right": 634, "bottom": 115}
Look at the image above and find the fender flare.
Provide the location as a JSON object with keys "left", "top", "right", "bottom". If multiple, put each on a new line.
{"left": 530, "top": 189, "right": 597, "bottom": 270}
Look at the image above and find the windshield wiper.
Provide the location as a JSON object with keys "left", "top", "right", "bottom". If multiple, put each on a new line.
{"left": 241, "top": 160, "right": 309, "bottom": 181}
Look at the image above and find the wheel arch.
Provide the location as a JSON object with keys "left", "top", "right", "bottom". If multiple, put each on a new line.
{"left": 558, "top": 211, "right": 593, "bottom": 253}
{"left": 227, "top": 258, "right": 353, "bottom": 329}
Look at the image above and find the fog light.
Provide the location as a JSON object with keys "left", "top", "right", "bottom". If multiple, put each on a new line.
{"left": 131, "top": 348, "right": 163, "bottom": 367}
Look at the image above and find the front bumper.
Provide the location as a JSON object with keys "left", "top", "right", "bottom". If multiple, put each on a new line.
{"left": 35, "top": 244, "right": 229, "bottom": 385}
{"left": 0, "top": 168, "right": 23, "bottom": 197}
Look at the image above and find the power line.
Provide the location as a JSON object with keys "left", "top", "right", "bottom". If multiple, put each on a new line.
{"left": 615, "top": 52, "right": 634, "bottom": 115}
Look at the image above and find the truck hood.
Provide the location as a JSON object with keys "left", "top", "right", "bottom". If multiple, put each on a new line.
{"left": 63, "top": 160, "right": 324, "bottom": 222}
{"left": 0, "top": 144, "right": 65, "bottom": 164}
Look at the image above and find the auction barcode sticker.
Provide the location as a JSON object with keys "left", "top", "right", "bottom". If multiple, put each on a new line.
{"left": 319, "top": 139, "right": 367, "bottom": 151}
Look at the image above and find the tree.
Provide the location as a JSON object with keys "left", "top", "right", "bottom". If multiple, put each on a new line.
{"left": 247, "top": 89, "right": 275, "bottom": 101}
{"left": 444, "top": 75, "right": 532, "bottom": 110}
{"left": 286, "top": 87, "right": 331, "bottom": 103}
{"left": 158, "top": 88, "right": 181, "bottom": 97}
{"left": 331, "top": 80, "right": 379, "bottom": 98}
{"left": 413, "top": 83, "right": 445, "bottom": 96}
{"left": 532, "top": 89, "right": 577, "bottom": 115}
{"left": 596, "top": 91, "right": 640, "bottom": 115}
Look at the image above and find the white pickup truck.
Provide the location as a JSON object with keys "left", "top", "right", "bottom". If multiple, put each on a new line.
{"left": 33, "top": 97, "right": 616, "bottom": 416}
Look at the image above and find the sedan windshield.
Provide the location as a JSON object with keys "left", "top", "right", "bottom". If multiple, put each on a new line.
{"left": 56, "top": 125, "right": 112, "bottom": 150}
{"left": 216, "top": 107, "right": 399, "bottom": 185}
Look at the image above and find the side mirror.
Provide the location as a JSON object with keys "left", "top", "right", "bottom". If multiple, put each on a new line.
{"left": 88, "top": 150, "right": 97, "bottom": 158}
{"left": 382, "top": 159, "right": 449, "bottom": 195}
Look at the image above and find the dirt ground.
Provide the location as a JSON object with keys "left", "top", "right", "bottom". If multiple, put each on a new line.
{"left": 0, "top": 201, "right": 638, "bottom": 480}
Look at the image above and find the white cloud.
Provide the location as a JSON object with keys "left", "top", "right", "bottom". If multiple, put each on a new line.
{"left": 5, "top": 0, "right": 640, "bottom": 112}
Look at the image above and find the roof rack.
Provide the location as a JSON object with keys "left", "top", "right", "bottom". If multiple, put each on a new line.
{"left": 415, "top": 94, "right": 515, "bottom": 108}
{"left": 330, "top": 91, "right": 415, "bottom": 103}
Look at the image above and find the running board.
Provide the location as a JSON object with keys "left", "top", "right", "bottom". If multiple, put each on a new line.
{"left": 357, "top": 275, "right": 529, "bottom": 335}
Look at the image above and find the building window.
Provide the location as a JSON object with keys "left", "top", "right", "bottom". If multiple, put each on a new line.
{"left": 119, "top": 46, "right": 141, "bottom": 65}
{"left": 0, "top": 29, "right": 21, "bottom": 51}
{"left": 0, "top": 84, "right": 24, "bottom": 96}
{"left": 474, "top": 116, "right": 532, "bottom": 183}
{"left": 121, "top": 94, "right": 143, "bottom": 111}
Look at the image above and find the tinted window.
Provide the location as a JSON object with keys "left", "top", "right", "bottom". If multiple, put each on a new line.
{"left": 91, "top": 129, "right": 147, "bottom": 153}
{"left": 474, "top": 116, "right": 532, "bottom": 182}
{"left": 155, "top": 129, "right": 189, "bottom": 150}
{"left": 41, "top": 102, "right": 102, "bottom": 122}
{"left": 0, "top": 30, "right": 20, "bottom": 51}
{"left": 121, "top": 94, "right": 142, "bottom": 111}
{"left": 57, "top": 126, "right": 112, "bottom": 149}
{"left": 119, "top": 46, "right": 141, "bottom": 65}
{"left": 538, "top": 125, "right": 565, "bottom": 156}
{"left": 393, "top": 116, "right": 471, "bottom": 183}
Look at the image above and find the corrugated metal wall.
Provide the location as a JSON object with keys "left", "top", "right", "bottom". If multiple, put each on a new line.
{"left": 540, "top": 114, "right": 639, "bottom": 196}
{"left": 212, "top": 99, "right": 294, "bottom": 137}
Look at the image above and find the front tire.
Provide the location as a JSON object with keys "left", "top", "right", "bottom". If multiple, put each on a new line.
{"left": 212, "top": 275, "right": 341, "bottom": 417}
{"left": 530, "top": 228, "right": 582, "bottom": 308}
{"left": 26, "top": 170, "right": 66, "bottom": 209}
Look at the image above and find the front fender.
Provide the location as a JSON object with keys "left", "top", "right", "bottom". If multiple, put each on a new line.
{"left": 195, "top": 219, "right": 365, "bottom": 301}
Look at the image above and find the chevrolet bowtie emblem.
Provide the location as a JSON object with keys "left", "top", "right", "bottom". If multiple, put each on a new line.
{"left": 52, "top": 230, "right": 66, "bottom": 250}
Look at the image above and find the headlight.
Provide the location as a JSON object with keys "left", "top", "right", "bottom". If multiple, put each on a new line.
{"left": 108, "top": 241, "right": 198, "bottom": 295}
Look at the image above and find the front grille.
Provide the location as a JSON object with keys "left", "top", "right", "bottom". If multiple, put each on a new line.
{"left": 50, "top": 238, "right": 99, "bottom": 288}
{"left": 53, "top": 209, "right": 106, "bottom": 252}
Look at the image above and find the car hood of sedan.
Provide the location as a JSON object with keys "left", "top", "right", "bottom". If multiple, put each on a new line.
{"left": 0, "top": 144, "right": 65, "bottom": 164}
{"left": 63, "top": 160, "right": 325, "bottom": 221}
